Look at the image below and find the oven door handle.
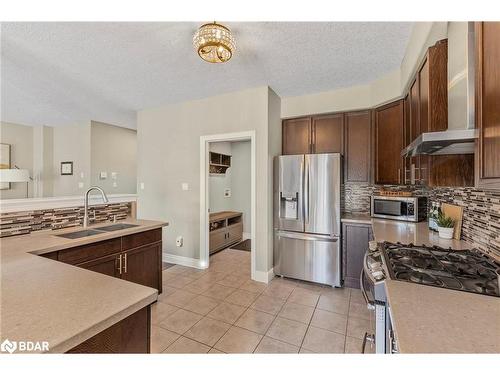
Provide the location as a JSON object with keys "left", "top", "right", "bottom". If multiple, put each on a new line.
{"left": 360, "top": 254, "right": 375, "bottom": 310}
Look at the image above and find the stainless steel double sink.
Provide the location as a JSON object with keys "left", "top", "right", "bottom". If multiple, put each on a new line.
{"left": 56, "top": 223, "right": 139, "bottom": 239}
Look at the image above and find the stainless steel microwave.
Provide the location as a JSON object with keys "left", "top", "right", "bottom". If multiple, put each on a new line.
{"left": 370, "top": 195, "right": 427, "bottom": 222}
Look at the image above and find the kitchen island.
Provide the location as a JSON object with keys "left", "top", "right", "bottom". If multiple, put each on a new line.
{"left": 0, "top": 219, "right": 168, "bottom": 353}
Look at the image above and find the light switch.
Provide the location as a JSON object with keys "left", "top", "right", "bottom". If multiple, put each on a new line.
{"left": 182, "top": 183, "right": 189, "bottom": 191}
{"left": 111, "top": 172, "right": 117, "bottom": 180}
{"left": 140, "top": 182, "right": 145, "bottom": 190}
{"left": 99, "top": 171, "right": 107, "bottom": 180}
{"left": 78, "top": 182, "right": 84, "bottom": 189}
{"left": 80, "top": 172, "right": 85, "bottom": 179}
{"left": 112, "top": 182, "right": 117, "bottom": 187}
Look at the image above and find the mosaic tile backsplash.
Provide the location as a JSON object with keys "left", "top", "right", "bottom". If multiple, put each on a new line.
{"left": 0, "top": 202, "right": 131, "bottom": 238}
{"left": 343, "top": 182, "right": 500, "bottom": 259}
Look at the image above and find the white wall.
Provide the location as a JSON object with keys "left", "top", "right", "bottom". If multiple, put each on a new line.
{"left": 0, "top": 122, "right": 34, "bottom": 199}
{"left": 90, "top": 121, "right": 137, "bottom": 194}
{"left": 52, "top": 122, "right": 91, "bottom": 196}
{"left": 137, "top": 86, "right": 276, "bottom": 274}
{"left": 281, "top": 22, "right": 451, "bottom": 119}
{"left": 209, "top": 141, "right": 233, "bottom": 213}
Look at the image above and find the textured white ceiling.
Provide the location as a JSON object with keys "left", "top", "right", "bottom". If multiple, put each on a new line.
{"left": 1, "top": 22, "right": 413, "bottom": 129}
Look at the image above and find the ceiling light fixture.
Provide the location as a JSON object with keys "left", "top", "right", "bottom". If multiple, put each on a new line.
{"left": 193, "top": 22, "right": 235, "bottom": 63}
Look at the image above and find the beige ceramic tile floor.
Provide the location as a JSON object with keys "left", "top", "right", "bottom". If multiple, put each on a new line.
{"left": 151, "top": 248, "right": 375, "bottom": 354}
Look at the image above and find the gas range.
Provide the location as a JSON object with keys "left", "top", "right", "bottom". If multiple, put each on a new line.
{"left": 380, "top": 242, "right": 500, "bottom": 297}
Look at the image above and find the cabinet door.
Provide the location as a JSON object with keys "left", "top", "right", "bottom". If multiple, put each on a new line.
{"left": 342, "top": 223, "right": 371, "bottom": 289}
{"left": 122, "top": 243, "right": 161, "bottom": 291}
{"left": 419, "top": 57, "right": 430, "bottom": 135}
{"left": 282, "top": 117, "right": 312, "bottom": 155}
{"left": 403, "top": 95, "right": 411, "bottom": 184}
{"left": 228, "top": 222, "right": 243, "bottom": 244}
{"left": 210, "top": 228, "right": 227, "bottom": 253}
{"left": 67, "top": 306, "right": 150, "bottom": 353}
{"left": 374, "top": 100, "right": 404, "bottom": 185}
{"left": 77, "top": 253, "right": 121, "bottom": 278}
{"left": 475, "top": 22, "right": 500, "bottom": 189}
{"left": 312, "top": 114, "right": 344, "bottom": 154}
{"left": 344, "top": 111, "right": 371, "bottom": 183}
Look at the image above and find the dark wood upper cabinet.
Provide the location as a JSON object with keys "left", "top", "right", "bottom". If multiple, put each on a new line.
{"left": 409, "top": 78, "right": 420, "bottom": 140}
{"left": 344, "top": 111, "right": 371, "bottom": 183}
{"left": 425, "top": 39, "right": 448, "bottom": 132}
{"left": 475, "top": 22, "right": 500, "bottom": 189}
{"left": 374, "top": 100, "right": 404, "bottom": 185}
{"left": 312, "top": 114, "right": 344, "bottom": 154}
{"left": 282, "top": 117, "right": 311, "bottom": 155}
{"left": 282, "top": 114, "right": 344, "bottom": 155}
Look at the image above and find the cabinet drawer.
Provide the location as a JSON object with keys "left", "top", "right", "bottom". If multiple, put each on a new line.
{"left": 58, "top": 238, "right": 122, "bottom": 265}
{"left": 122, "top": 229, "right": 162, "bottom": 250}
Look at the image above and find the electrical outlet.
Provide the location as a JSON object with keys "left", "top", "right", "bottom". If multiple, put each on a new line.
{"left": 140, "top": 182, "right": 145, "bottom": 190}
{"left": 182, "top": 183, "right": 189, "bottom": 191}
{"left": 176, "top": 236, "right": 183, "bottom": 247}
{"left": 224, "top": 188, "right": 231, "bottom": 197}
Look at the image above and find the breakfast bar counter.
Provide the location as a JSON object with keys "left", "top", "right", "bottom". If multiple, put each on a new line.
{"left": 0, "top": 219, "right": 168, "bottom": 353}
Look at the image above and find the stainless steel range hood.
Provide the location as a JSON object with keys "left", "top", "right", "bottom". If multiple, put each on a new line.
{"left": 401, "top": 22, "right": 477, "bottom": 157}
{"left": 401, "top": 129, "right": 477, "bottom": 156}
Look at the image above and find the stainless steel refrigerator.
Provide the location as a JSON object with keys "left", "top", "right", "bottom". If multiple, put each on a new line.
{"left": 274, "top": 153, "right": 341, "bottom": 287}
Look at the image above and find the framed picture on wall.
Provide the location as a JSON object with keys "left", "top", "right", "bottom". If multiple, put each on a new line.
{"left": 60, "top": 161, "right": 73, "bottom": 175}
{"left": 0, "top": 143, "right": 12, "bottom": 190}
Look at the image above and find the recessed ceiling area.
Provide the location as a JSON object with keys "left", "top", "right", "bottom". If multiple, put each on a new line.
{"left": 1, "top": 22, "right": 413, "bottom": 129}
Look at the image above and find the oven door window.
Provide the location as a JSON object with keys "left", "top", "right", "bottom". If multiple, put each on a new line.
{"left": 373, "top": 200, "right": 407, "bottom": 217}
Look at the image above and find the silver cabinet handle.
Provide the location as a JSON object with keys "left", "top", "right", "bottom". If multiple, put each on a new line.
{"left": 118, "top": 255, "right": 122, "bottom": 275}
{"left": 362, "top": 332, "right": 375, "bottom": 354}
{"left": 123, "top": 253, "right": 128, "bottom": 273}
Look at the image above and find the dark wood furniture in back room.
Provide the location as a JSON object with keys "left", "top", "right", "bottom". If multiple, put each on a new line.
{"left": 209, "top": 211, "right": 243, "bottom": 254}
{"left": 475, "top": 21, "right": 500, "bottom": 190}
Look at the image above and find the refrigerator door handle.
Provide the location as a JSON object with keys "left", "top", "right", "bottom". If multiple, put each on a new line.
{"left": 276, "top": 230, "right": 338, "bottom": 242}
{"left": 304, "top": 157, "right": 309, "bottom": 224}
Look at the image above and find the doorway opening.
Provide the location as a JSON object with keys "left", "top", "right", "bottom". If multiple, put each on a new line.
{"left": 199, "top": 131, "right": 256, "bottom": 280}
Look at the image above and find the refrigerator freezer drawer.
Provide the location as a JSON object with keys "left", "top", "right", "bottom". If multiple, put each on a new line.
{"left": 274, "top": 231, "right": 341, "bottom": 287}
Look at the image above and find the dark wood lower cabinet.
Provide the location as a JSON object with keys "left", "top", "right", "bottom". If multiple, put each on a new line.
{"left": 77, "top": 253, "right": 121, "bottom": 278}
{"left": 54, "top": 229, "right": 163, "bottom": 293}
{"left": 67, "top": 306, "right": 151, "bottom": 353}
{"left": 342, "top": 222, "right": 373, "bottom": 289}
{"left": 122, "top": 243, "right": 161, "bottom": 291}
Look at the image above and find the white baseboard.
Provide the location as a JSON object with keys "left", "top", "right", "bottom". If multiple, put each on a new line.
{"left": 253, "top": 267, "right": 274, "bottom": 284}
{"left": 163, "top": 253, "right": 206, "bottom": 269}
{"left": 242, "top": 232, "right": 251, "bottom": 240}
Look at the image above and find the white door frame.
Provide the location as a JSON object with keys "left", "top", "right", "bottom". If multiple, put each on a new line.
{"left": 199, "top": 131, "right": 256, "bottom": 279}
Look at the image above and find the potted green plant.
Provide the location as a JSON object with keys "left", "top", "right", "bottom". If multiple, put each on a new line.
{"left": 436, "top": 212, "right": 455, "bottom": 239}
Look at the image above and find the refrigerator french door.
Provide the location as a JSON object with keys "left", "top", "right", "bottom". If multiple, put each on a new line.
{"left": 274, "top": 153, "right": 341, "bottom": 287}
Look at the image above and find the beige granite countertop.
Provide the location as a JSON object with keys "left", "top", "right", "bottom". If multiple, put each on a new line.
{"left": 385, "top": 280, "right": 500, "bottom": 353}
{"left": 371, "top": 218, "right": 471, "bottom": 250}
{"left": 0, "top": 219, "right": 168, "bottom": 353}
{"left": 345, "top": 214, "right": 498, "bottom": 353}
